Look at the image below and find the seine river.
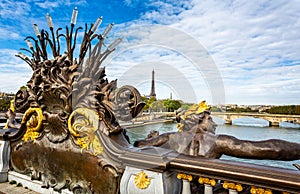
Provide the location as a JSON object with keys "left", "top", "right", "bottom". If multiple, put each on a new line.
{"left": 126, "top": 116, "right": 300, "bottom": 170}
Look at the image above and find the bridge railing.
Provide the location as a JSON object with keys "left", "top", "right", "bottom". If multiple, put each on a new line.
{"left": 98, "top": 131, "right": 300, "bottom": 194}
{"left": 1, "top": 113, "right": 300, "bottom": 193}
{"left": 169, "top": 155, "right": 300, "bottom": 194}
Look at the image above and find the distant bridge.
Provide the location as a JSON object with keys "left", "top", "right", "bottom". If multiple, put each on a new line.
{"left": 211, "top": 112, "right": 300, "bottom": 126}
{"left": 1, "top": 112, "right": 300, "bottom": 127}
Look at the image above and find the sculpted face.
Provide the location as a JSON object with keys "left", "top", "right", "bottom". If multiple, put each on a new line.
{"left": 197, "top": 112, "right": 217, "bottom": 134}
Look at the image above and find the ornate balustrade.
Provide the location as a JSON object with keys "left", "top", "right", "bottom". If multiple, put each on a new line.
{"left": 169, "top": 155, "right": 300, "bottom": 193}
{"left": 96, "top": 130, "right": 300, "bottom": 194}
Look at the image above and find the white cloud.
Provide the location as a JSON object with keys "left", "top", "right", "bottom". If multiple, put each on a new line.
{"left": 1, "top": 0, "right": 299, "bottom": 105}
{"left": 0, "top": 49, "right": 29, "bottom": 69}
{"left": 106, "top": 0, "right": 299, "bottom": 104}
{"left": 0, "top": 26, "right": 22, "bottom": 40}
{"left": 106, "top": 24, "right": 225, "bottom": 104}
{"left": 159, "top": 0, "right": 300, "bottom": 104}
{"left": 34, "top": 1, "right": 60, "bottom": 9}
{"left": 0, "top": 0, "right": 31, "bottom": 19}
{"left": 34, "top": 0, "right": 87, "bottom": 9}
{"left": 0, "top": 71, "right": 30, "bottom": 92}
{"left": 0, "top": 49, "right": 31, "bottom": 92}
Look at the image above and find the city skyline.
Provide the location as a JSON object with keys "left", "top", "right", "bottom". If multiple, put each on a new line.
{"left": 0, "top": 0, "right": 299, "bottom": 105}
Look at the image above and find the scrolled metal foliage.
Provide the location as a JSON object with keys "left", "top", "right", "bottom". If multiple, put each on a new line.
{"left": 10, "top": 9, "right": 143, "bottom": 193}
{"left": 21, "top": 107, "right": 43, "bottom": 142}
{"left": 112, "top": 85, "right": 146, "bottom": 122}
{"left": 15, "top": 10, "right": 127, "bottom": 142}
{"left": 68, "top": 107, "right": 103, "bottom": 155}
{"left": 14, "top": 89, "right": 30, "bottom": 112}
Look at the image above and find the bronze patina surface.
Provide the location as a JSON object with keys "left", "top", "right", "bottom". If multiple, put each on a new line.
{"left": 135, "top": 101, "right": 300, "bottom": 160}
{"left": 11, "top": 138, "right": 120, "bottom": 193}
{"left": 0, "top": 9, "right": 144, "bottom": 194}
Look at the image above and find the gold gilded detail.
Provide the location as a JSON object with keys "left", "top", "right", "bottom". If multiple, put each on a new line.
{"left": 198, "top": 177, "right": 216, "bottom": 186}
{"left": 176, "top": 123, "right": 184, "bottom": 132}
{"left": 134, "top": 171, "right": 151, "bottom": 189}
{"left": 250, "top": 186, "right": 273, "bottom": 194}
{"left": 177, "top": 173, "right": 193, "bottom": 182}
{"left": 223, "top": 181, "right": 243, "bottom": 192}
{"left": 9, "top": 99, "right": 15, "bottom": 113}
{"left": 177, "top": 101, "right": 210, "bottom": 131}
{"left": 21, "top": 107, "right": 43, "bottom": 142}
{"left": 181, "top": 101, "right": 210, "bottom": 120}
{"left": 3, "top": 121, "right": 8, "bottom": 130}
{"left": 68, "top": 108, "right": 103, "bottom": 155}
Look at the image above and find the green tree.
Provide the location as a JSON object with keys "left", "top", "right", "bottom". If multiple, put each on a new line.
{"left": 226, "top": 107, "right": 258, "bottom": 113}
{"left": 142, "top": 96, "right": 157, "bottom": 112}
{"left": 211, "top": 106, "right": 222, "bottom": 112}
{"left": 20, "top": 85, "right": 27, "bottom": 90}
{"left": 162, "top": 99, "right": 182, "bottom": 112}
{"left": 266, "top": 105, "right": 300, "bottom": 115}
{"left": 0, "top": 98, "right": 10, "bottom": 112}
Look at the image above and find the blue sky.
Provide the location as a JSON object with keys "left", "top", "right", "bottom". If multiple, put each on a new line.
{"left": 0, "top": 0, "right": 300, "bottom": 105}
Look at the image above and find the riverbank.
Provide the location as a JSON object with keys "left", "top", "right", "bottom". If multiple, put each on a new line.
{"left": 119, "top": 118, "right": 175, "bottom": 129}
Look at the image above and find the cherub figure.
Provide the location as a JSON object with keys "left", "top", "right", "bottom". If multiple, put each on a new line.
{"left": 3, "top": 99, "right": 20, "bottom": 130}
{"left": 134, "top": 101, "right": 300, "bottom": 161}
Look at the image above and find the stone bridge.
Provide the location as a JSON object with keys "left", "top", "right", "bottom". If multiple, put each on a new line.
{"left": 211, "top": 112, "right": 300, "bottom": 126}
{"left": 2, "top": 112, "right": 300, "bottom": 127}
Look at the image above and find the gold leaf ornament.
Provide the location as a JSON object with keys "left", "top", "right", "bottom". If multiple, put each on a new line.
{"left": 21, "top": 107, "right": 43, "bottom": 142}
{"left": 250, "top": 186, "right": 273, "bottom": 194}
{"left": 134, "top": 171, "right": 152, "bottom": 189}
{"left": 177, "top": 173, "right": 193, "bottom": 182}
{"left": 223, "top": 181, "right": 243, "bottom": 192}
{"left": 176, "top": 123, "right": 184, "bottom": 132}
{"left": 177, "top": 100, "right": 210, "bottom": 131}
{"left": 68, "top": 108, "right": 103, "bottom": 155}
{"left": 198, "top": 177, "right": 216, "bottom": 186}
{"left": 183, "top": 101, "right": 210, "bottom": 119}
{"left": 9, "top": 99, "right": 15, "bottom": 112}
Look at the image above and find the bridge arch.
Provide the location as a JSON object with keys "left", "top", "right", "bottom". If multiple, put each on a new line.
{"left": 212, "top": 112, "right": 300, "bottom": 127}
{"left": 230, "top": 117, "right": 269, "bottom": 127}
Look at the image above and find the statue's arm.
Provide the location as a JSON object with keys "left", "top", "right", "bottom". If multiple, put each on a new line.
{"left": 134, "top": 132, "right": 173, "bottom": 148}
{"left": 216, "top": 135, "right": 300, "bottom": 161}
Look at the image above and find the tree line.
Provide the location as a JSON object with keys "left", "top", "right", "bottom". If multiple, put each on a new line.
{"left": 141, "top": 97, "right": 182, "bottom": 112}
{"left": 0, "top": 98, "right": 10, "bottom": 112}
{"left": 211, "top": 105, "right": 300, "bottom": 115}
{"left": 266, "top": 105, "right": 300, "bottom": 115}
{"left": 3, "top": 90, "right": 299, "bottom": 115}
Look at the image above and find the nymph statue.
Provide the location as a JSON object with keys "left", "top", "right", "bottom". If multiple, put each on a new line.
{"left": 134, "top": 101, "right": 300, "bottom": 161}
{"left": 3, "top": 100, "right": 20, "bottom": 130}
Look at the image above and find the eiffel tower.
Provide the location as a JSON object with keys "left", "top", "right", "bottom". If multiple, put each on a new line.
{"left": 149, "top": 68, "right": 156, "bottom": 99}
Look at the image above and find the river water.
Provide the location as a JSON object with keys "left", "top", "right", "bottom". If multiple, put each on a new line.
{"left": 126, "top": 116, "right": 300, "bottom": 170}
